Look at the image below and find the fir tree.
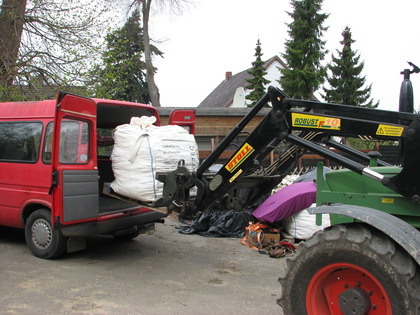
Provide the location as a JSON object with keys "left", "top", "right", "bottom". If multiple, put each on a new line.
{"left": 90, "top": 10, "right": 162, "bottom": 103}
{"left": 245, "top": 39, "right": 270, "bottom": 107}
{"left": 279, "top": 0, "right": 329, "bottom": 100}
{"left": 323, "top": 27, "right": 379, "bottom": 108}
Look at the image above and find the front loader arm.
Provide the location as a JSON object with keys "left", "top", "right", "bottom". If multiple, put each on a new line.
{"left": 155, "top": 87, "right": 420, "bottom": 217}
{"left": 155, "top": 87, "right": 295, "bottom": 216}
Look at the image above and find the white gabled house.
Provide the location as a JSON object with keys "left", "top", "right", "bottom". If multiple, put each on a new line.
{"left": 198, "top": 55, "right": 287, "bottom": 108}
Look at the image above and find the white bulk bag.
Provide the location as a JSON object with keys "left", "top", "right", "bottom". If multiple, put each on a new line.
{"left": 283, "top": 204, "right": 331, "bottom": 239}
{"left": 110, "top": 116, "right": 199, "bottom": 202}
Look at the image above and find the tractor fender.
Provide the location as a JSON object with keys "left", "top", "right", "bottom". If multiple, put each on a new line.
{"left": 308, "top": 205, "right": 420, "bottom": 265}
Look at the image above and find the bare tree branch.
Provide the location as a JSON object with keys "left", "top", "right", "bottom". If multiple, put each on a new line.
{"left": 126, "top": 0, "right": 192, "bottom": 107}
{"left": 0, "top": 0, "right": 113, "bottom": 101}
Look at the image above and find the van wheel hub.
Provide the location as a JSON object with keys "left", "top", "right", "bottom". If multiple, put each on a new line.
{"left": 31, "top": 218, "right": 52, "bottom": 249}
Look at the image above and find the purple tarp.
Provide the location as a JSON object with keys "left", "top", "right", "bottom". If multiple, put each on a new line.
{"left": 252, "top": 181, "right": 316, "bottom": 223}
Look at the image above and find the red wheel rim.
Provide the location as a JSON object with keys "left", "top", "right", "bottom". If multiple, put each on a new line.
{"left": 306, "top": 262, "right": 392, "bottom": 315}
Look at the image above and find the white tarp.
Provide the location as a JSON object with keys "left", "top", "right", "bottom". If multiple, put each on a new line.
{"left": 110, "top": 116, "right": 199, "bottom": 202}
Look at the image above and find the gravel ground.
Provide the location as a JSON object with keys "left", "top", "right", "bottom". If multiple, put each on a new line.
{"left": 0, "top": 215, "right": 286, "bottom": 314}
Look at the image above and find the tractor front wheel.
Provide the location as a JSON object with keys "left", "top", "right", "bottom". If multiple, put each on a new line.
{"left": 278, "top": 223, "right": 420, "bottom": 315}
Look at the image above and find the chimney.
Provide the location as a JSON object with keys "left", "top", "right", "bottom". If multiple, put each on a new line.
{"left": 225, "top": 71, "right": 232, "bottom": 80}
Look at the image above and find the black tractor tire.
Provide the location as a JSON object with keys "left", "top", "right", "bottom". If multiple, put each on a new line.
{"left": 278, "top": 223, "right": 420, "bottom": 315}
{"left": 25, "top": 209, "right": 67, "bottom": 259}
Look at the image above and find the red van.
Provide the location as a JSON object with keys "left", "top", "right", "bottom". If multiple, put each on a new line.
{"left": 0, "top": 93, "right": 195, "bottom": 258}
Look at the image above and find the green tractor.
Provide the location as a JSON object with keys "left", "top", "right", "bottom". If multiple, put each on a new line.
{"left": 277, "top": 64, "right": 420, "bottom": 314}
{"left": 278, "top": 162, "right": 420, "bottom": 314}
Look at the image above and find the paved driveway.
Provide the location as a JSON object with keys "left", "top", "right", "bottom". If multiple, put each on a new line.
{"left": 0, "top": 216, "right": 285, "bottom": 314}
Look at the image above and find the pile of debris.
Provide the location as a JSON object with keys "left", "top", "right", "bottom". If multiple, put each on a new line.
{"left": 178, "top": 167, "right": 333, "bottom": 258}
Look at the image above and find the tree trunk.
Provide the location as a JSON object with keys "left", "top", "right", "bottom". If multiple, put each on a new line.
{"left": 141, "top": 0, "right": 161, "bottom": 107}
{"left": 0, "top": 0, "right": 27, "bottom": 90}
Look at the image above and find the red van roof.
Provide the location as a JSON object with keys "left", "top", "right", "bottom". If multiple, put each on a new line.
{"left": 0, "top": 100, "right": 57, "bottom": 119}
{"left": 0, "top": 98, "right": 160, "bottom": 124}
{"left": 93, "top": 98, "right": 159, "bottom": 118}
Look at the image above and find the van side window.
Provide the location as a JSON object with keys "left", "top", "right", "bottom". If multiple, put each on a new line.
{"left": 59, "top": 119, "right": 90, "bottom": 164}
{"left": 42, "top": 122, "right": 53, "bottom": 164}
{"left": 0, "top": 122, "right": 42, "bottom": 162}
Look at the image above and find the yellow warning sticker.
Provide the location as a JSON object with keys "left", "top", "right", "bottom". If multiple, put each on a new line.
{"left": 376, "top": 124, "right": 404, "bottom": 137}
{"left": 292, "top": 113, "right": 341, "bottom": 130}
{"left": 229, "top": 169, "right": 243, "bottom": 183}
{"left": 382, "top": 198, "right": 394, "bottom": 204}
{"left": 225, "top": 143, "right": 255, "bottom": 173}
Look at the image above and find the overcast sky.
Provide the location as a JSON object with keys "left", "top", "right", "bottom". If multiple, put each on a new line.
{"left": 149, "top": 0, "right": 420, "bottom": 111}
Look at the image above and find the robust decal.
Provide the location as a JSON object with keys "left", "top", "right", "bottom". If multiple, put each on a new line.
{"left": 225, "top": 143, "right": 255, "bottom": 173}
{"left": 292, "top": 113, "right": 341, "bottom": 130}
{"left": 376, "top": 124, "right": 404, "bottom": 137}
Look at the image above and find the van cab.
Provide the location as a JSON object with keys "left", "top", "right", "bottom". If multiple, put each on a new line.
{"left": 0, "top": 93, "right": 195, "bottom": 258}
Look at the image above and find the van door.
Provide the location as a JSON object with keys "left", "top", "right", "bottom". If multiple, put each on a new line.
{"left": 52, "top": 93, "right": 98, "bottom": 223}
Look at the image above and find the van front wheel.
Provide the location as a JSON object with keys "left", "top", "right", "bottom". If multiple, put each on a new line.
{"left": 25, "top": 209, "right": 67, "bottom": 259}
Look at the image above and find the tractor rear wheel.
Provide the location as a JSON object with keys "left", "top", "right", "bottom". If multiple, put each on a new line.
{"left": 278, "top": 223, "right": 420, "bottom": 315}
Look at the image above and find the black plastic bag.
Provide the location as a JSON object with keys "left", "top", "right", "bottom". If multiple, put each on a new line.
{"left": 179, "top": 209, "right": 254, "bottom": 238}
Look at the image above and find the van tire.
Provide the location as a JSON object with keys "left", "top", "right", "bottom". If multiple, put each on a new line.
{"left": 25, "top": 209, "right": 67, "bottom": 259}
